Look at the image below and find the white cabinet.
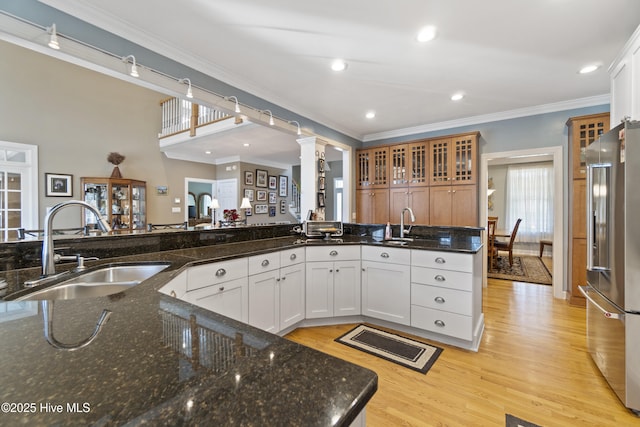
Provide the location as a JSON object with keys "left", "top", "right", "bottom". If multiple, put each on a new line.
{"left": 306, "top": 246, "right": 361, "bottom": 319}
{"left": 361, "top": 246, "right": 411, "bottom": 326}
{"left": 248, "top": 248, "right": 305, "bottom": 333}
{"left": 610, "top": 25, "right": 640, "bottom": 125}
{"left": 158, "top": 271, "right": 187, "bottom": 299}
{"left": 181, "top": 258, "right": 249, "bottom": 323}
{"left": 410, "top": 250, "right": 481, "bottom": 341}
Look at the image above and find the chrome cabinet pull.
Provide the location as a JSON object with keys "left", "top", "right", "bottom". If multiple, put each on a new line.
{"left": 329, "top": 250, "right": 338, "bottom": 256}
{"left": 435, "top": 275, "right": 446, "bottom": 282}
{"left": 170, "top": 290, "right": 177, "bottom": 298}
{"left": 219, "top": 286, "right": 225, "bottom": 292}
{"left": 381, "top": 252, "right": 390, "bottom": 258}
{"left": 335, "top": 269, "right": 340, "bottom": 273}
{"left": 261, "top": 259, "right": 269, "bottom": 267}
{"left": 434, "top": 296, "right": 445, "bottom": 304}
{"left": 434, "top": 320, "right": 446, "bottom": 327}
{"left": 215, "top": 268, "right": 226, "bottom": 277}
{"left": 290, "top": 253, "right": 297, "bottom": 261}
{"left": 435, "top": 257, "right": 446, "bottom": 264}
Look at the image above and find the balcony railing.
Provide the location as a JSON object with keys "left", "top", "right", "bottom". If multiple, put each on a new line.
{"left": 158, "top": 97, "right": 233, "bottom": 138}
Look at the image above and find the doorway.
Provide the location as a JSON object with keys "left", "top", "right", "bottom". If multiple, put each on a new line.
{"left": 480, "top": 146, "right": 564, "bottom": 299}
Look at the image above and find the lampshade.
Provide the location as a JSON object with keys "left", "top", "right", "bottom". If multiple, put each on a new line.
{"left": 210, "top": 198, "right": 220, "bottom": 209}
{"left": 487, "top": 189, "right": 496, "bottom": 196}
{"left": 240, "top": 198, "right": 251, "bottom": 209}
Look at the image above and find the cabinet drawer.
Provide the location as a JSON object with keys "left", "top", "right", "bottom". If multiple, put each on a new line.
{"left": 280, "top": 247, "right": 305, "bottom": 267}
{"left": 187, "top": 258, "right": 248, "bottom": 291}
{"left": 411, "top": 283, "right": 472, "bottom": 316}
{"left": 411, "top": 250, "right": 473, "bottom": 273}
{"left": 411, "top": 266, "right": 472, "bottom": 291}
{"left": 248, "top": 252, "right": 280, "bottom": 275}
{"left": 362, "top": 245, "right": 410, "bottom": 265}
{"left": 183, "top": 277, "right": 248, "bottom": 323}
{"left": 158, "top": 270, "right": 187, "bottom": 299}
{"left": 411, "top": 305, "right": 472, "bottom": 341}
{"left": 306, "top": 245, "right": 360, "bottom": 262}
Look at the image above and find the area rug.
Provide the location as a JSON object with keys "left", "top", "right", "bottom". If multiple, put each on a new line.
{"left": 488, "top": 256, "right": 552, "bottom": 285}
{"left": 505, "top": 413, "right": 542, "bottom": 427}
{"left": 335, "top": 324, "right": 443, "bottom": 374}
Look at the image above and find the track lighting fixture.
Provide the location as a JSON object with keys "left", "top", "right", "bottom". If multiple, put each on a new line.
{"left": 263, "top": 110, "right": 275, "bottom": 126}
{"left": 122, "top": 55, "right": 139, "bottom": 77}
{"left": 289, "top": 121, "right": 302, "bottom": 136}
{"left": 225, "top": 96, "right": 241, "bottom": 113}
{"left": 47, "top": 23, "right": 60, "bottom": 50}
{"left": 179, "top": 78, "right": 193, "bottom": 98}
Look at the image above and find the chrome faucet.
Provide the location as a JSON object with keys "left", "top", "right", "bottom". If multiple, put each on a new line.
{"left": 42, "top": 200, "right": 112, "bottom": 277}
{"left": 400, "top": 207, "right": 416, "bottom": 239}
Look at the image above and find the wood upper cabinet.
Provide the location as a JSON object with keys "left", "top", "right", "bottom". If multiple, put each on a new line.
{"left": 429, "top": 184, "right": 477, "bottom": 227}
{"left": 567, "top": 114, "right": 609, "bottom": 179}
{"left": 390, "top": 187, "right": 429, "bottom": 225}
{"left": 356, "top": 146, "right": 389, "bottom": 189}
{"left": 566, "top": 112, "right": 610, "bottom": 306}
{"left": 390, "top": 141, "right": 429, "bottom": 188}
{"left": 428, "top": 133, "right": 478, "bottom": 186}
{"left": 356, "top": 189, "right": 389, "bottom": 224}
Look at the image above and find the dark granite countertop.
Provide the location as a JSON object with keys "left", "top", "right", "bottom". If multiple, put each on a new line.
{"left": 0, "top": 232, "right": 481, "bottom": 425}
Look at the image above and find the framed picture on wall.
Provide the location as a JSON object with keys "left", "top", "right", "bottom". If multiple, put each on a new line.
{"left": 280, "top": 200, "right": 286, "bottom": 214}
{"left": 256, "top": 169, "right": 268, "bottom": 187}
{"left": 318, "top": 176, "right": 325, "bottom": 190}
{"left": 269, "top": 206, "right": 276, "bottom": 217}
{"left": 317, "top": 192, "right": 325, "bottom": 208}
{"left": 278, "top": 175, "right": 288, "bottom": 197}
{"left": 268, "top": 175, "right": 277, "bottom": 189}
{"left": 256, "top": 190, "right": 267, "bottom": 201}
{"left": 244, "top": 171, "right": 254, "bottom": 186}
{"left": 255, "top": 204, "right": 268, "bottom": 214}
{"left": 269, "top": 192, "right": 277, "bottom": 204}
{"left": 45, "top": 173, "right": 73, "bottom": 197}
{"left": 244, "top": 188, "right": 254, "bottom": 202}
{"left": 318, "top": 159, "right": 325, "bottom": 173}
{"left": 245, "top": 207, "right": 252, "bottom": 216}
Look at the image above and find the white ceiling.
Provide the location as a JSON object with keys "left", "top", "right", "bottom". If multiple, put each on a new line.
{"left": 40, "top": 0, "right": 640, "bottom": 164}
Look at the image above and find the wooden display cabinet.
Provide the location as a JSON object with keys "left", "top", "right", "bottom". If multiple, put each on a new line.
{"left": 81, "top": 177, "right": 146, "bottom": 231}
{"left": 428, "top": 133, "right": 478, "bottom": 186}
{"left": 356, "top": 147, "right": 389, "bottom": 189}
{"left": 566, "top": 113, "right": 609, "bottom": 306}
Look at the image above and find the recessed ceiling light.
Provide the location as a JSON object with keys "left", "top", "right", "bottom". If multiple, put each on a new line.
{"left": 365, "top": 111, "right": 376, "bottom": 119}
{"left": 416, "top": 26, "right": 437, "bottom": 43}
{"left": 331, "top": 59, "right": 348, "bottom": 72}
{"left": 205, "top": 150, "right": 212, "bottom": 154}
{"left": 579, "top": 64, "right": 599, "bottom": 74}
{"left": 243, "top": 143, "right": 250, "bottom": 147}
{"left": 451, "top": 93, "right": 464, "bottom": 101}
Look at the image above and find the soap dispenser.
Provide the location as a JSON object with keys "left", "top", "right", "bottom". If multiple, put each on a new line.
{"left": 384, "top": 222, "right": 392, "bottom": 240}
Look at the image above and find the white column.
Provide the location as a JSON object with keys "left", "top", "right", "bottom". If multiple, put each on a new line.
{"left": 341, "top": 148, "right": 352, "bottom": 223}
{"left": 297, "top": 136, "right": 325, "bottom": 220}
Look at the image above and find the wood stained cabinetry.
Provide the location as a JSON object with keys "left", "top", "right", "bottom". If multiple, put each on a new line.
{"left": 356, "top": 132, "right": 478, "bottom": 226}
{"left": 82, "top": 177, "right": 146, "bottom": 231}
{"left": 566, "top": 113, "right": 609, "bottom": 306}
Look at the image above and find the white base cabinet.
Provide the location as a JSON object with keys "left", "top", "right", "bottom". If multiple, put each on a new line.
{"left": 361, "top": 246, "right": 411, "bottom": 326}
{"left": 306, "top": 246, "right": 361, "bottom": 319}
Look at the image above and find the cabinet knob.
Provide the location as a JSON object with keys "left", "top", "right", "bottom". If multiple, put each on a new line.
{"left": 435, "top": 257, "right": 446, "bottom": 264}
{"left": 290, "top": 253, "right": 297, "bottom": 261}
{"left": 329, "top": 250, "right": 338, "bottom": 256}
{"left": 219, "top": 286, "right": 225, "bottom": 292}
{"left": 434, "top": 319, "right": 446, "bottom": 327}
{"left": 335, "top": 269, "right": 340, "bottom": 273}
{"left": 281, "top": 276, "right": 286, "bottom": 281}
{"left": 170, "top": 290, "right": 177, "bottom": 298}
{"left": 435, "top": 275, "right": 446, "bottom": 282}
{"left": 215, "top": 268, "right": 226, "bottom": 277}
{"left": 261, "top": 259, "right": 270, "bottom": 267}
{"left": 380, "top": 252, "right": 390, "bottom": 258}
{"left": 434, "top": 296, "right": 446, "bottom": 304}
{"left": 329, "top": 269, "right": 333, "bottom": 273}
{"left": 452, "top": 190, "right": 456, "bottom": 193}
{"left": 277, "top": 277, "right": 281, "bottom": 282}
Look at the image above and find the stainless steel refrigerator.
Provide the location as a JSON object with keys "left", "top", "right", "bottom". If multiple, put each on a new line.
{"left": 581, "top": 120, "right": 640, "bottom": 415}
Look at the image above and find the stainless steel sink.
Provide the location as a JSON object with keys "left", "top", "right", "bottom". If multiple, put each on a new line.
{"left": 13, "top": 263, "right": 170, "bottom": 301}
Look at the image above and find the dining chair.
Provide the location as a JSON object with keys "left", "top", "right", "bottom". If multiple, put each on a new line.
{"left": 487, "top": 219, "right": 497, "bottom": 271}
{"left": 494, "top": 218, "right": 522, "bottom": 267}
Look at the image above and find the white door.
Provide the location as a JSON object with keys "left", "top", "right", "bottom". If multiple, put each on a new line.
{"left": 0, "top": 142, "right": 38, "bottom": 240}
{"left": 217, "top": 178, "right": 238, "bottom": 216}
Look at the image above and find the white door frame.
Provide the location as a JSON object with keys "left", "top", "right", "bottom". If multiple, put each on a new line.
{"left": 480, "top": 145, "right": 565, "bottom": 300}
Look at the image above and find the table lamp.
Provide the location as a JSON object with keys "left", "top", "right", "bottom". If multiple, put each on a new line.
{"left": 240, "top": 197, "right": 251, "bottom": 222}
{"left": 210, "top": 198, "right": 220, "bottom": 226}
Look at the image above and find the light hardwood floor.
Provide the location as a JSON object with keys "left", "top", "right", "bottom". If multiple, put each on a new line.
{"left": 286, "top": 275, "right": 640, "bottom": 426}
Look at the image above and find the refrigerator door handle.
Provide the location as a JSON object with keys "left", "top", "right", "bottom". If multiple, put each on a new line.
{"left": 578, "top": 286, "right": 621, "bottom": 319}
{"left": 586, "top": 165, "right": 594, "bottom": 270}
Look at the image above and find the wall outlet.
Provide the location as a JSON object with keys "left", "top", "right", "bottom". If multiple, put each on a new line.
{"left": 172, "top": 207, "right": 181, "bottom": 213}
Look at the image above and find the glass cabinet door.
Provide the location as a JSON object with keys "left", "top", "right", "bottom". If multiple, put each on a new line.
{"left": 83, "top": 182, "right": 108, "bottom": 225}
{"left": 111, "top": 183, "right": 131, "bottom": 229}
{"left": 132, "top": 183, "right": 146, "bottom": 229}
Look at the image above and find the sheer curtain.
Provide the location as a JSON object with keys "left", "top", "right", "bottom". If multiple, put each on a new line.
{"left": 505, "top": 162, "right": 554, "bottom": 243}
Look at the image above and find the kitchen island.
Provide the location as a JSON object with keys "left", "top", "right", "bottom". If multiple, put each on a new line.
{"left": 0, "top": 225, "right": 482, "bottom": 425}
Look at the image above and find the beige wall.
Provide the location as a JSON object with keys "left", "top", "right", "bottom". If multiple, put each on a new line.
{"left": 0, "top": 41, "right": 217, "bottom": 228}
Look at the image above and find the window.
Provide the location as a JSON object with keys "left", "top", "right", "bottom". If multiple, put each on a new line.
{"left": 0, "top": 141, "right": 38, "bottom": 240}
{"left": 505, "top": 162, "right": 553, "bottom": 243}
